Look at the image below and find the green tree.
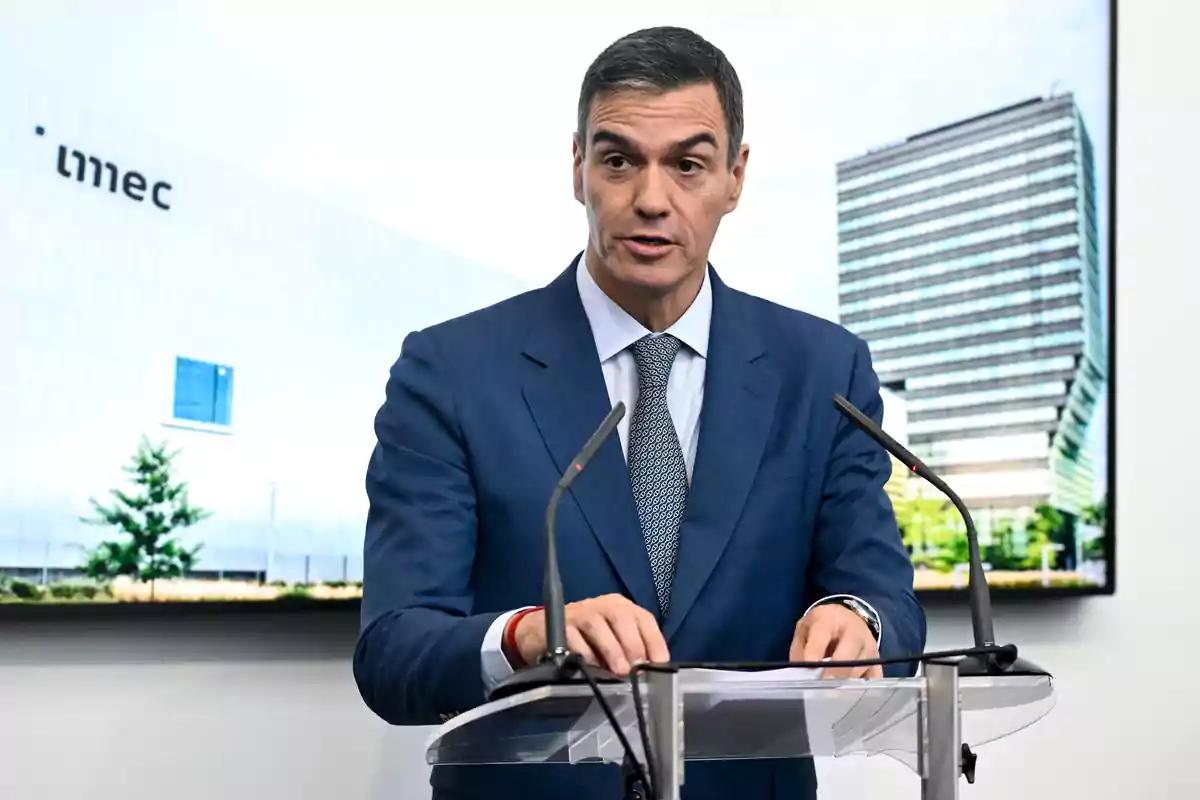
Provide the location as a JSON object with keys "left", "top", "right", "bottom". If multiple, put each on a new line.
{"left": 984, "top": 520, "right": 1024, "bottom": 570}
{"left": 893, "top": 494, "right": 962, "bottom": 572}
{"left": 1021, "top": 503, "right": 1064, "bottom": 570}
{"left": 1080, "top": 495, "right": 1108, "bottom": 560}
{"left": 1082, "top": 497, "right": 1107, "bottom": 529}
{"left": 80, "top": 437, "right": 209, "bottom": 600}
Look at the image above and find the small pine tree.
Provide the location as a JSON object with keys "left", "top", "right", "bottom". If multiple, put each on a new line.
{"left": 80, "top": 436, "right": 210, "bottom": 601}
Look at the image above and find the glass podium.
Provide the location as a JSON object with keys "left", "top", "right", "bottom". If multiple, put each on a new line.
{"left": 425, "top": 661, "right": 1055, "bottom": 800}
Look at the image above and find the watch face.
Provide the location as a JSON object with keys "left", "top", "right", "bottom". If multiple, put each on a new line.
{"left": 843, "top": 599, "right": 879, "bottom": 636}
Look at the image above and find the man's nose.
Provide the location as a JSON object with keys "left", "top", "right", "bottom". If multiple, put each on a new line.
{"left": 633, "top": 166, "right": 671, "bottom": 219}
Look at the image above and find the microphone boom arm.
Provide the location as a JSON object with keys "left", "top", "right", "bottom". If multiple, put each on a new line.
{"left": 488, "top": 401, "right": 627, "bottom": 697}
{"left": 832, "top": 393, "right": 995, "bottom": 649}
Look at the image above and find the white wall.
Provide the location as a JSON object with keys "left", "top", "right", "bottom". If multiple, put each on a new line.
{"left": 3, "top": 0, "right": 1196, "bottom": 798}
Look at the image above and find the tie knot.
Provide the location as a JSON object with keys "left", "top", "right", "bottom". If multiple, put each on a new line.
{"left": 631, "top": 334, "right": 682, "bottom": 389}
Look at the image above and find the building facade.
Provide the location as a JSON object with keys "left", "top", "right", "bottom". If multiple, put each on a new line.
{"left": 880, "top": 387, "right": 913, "bottom": 505}
{"left": 836, "top": 94, "right": 1105, "bottom": 538}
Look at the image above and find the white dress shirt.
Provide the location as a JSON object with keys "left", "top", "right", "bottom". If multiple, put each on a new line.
{"left": 479, "top": 256, "right": 880, "bottom": 690}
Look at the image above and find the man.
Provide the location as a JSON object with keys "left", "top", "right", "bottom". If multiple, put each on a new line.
{"left": 354, "top": 25, "right": 925, "bottom": 800}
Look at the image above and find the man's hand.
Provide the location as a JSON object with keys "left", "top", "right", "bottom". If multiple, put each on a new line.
{"left": 789, "top": 603, "right": 883, "bottom": 679}
{"left": 512, "top": 594, "right": 670, "bottom": 676}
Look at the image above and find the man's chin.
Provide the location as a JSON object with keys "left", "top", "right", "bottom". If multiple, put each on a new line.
{"left": 614, "top": 258, "right": 691, "bottom": 292}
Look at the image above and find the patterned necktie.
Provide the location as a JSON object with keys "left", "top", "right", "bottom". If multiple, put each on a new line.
{"left": 628, "top": 333, "right": 690, "bottom": 617}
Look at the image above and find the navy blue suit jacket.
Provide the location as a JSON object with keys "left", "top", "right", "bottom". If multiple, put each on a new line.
{"left": 354, "top": 258, "right": 925, "bottom": 799}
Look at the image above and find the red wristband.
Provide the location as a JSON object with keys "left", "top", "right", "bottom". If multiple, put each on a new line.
{"left": 503, "top": 606, "right": 544, "bottom": 668}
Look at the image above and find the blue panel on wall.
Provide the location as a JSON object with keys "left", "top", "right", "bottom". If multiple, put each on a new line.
{"left": 213, "top": 365, "right": 234, "bottom": 426}
{"left": 173, "top": 357, "right": 233, "bottom": 426}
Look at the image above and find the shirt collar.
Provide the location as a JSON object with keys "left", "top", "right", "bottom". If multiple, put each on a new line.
{"left": 575, "top": 252, "right": 711, "bottom": 363}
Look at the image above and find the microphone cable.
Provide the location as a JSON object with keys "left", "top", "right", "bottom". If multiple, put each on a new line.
{"left": 565, "top": 654, "right": 655, "bottom": 800}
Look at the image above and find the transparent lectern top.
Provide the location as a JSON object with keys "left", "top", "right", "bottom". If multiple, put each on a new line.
{"left": 425, "top": 668, "right": 1054, "bottom": 774}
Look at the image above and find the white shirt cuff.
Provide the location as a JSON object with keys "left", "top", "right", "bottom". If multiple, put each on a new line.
{"left": 481, "top": 607, "right": 534, "bottom": 691}
{"left": 803, "top": 594, "right": 883, "bottom": 650}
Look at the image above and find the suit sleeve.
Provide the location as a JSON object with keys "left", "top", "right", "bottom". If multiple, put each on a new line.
{"left": 353, "top": 328, "right": 504, "bottom": 725}
{"left": 808, "top": 337, "right": 927, "bottom": 677}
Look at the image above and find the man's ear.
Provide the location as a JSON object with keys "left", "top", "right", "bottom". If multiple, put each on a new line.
{"left": 725, "top": 143, "right": 750, "bottom": 213}
{"left": 572, "top": 133, "right": 585, "bottom": 205}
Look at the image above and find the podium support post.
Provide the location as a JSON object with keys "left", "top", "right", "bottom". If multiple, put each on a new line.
{"left": 922, "top": 661, "right": 961, "bottom": 800}
{"left": 646, "top": 669, "right": 684, "bottom": 800}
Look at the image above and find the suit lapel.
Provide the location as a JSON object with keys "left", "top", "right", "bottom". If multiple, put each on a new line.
{"left": 520, "top": 261, "right": 660, "bottom": 615}
{"left": 662, "top": 271, "right": 779, "bottom": 641}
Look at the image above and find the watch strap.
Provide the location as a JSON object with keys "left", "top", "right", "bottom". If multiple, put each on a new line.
{"left": 820, "top": 595, "right": 881, "bottom": 642}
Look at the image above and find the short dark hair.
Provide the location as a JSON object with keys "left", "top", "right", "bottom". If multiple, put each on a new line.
{"left": 576, "top": 26, "right": 744, "bottom": 168}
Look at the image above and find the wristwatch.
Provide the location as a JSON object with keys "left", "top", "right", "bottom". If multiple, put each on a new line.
{"left": 828, "top": 596, "right": 880, "bottom": 642}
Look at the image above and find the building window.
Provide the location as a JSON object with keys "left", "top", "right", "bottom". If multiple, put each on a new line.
{"left": 173, "top": 357, "right": 233, "bottom": 426}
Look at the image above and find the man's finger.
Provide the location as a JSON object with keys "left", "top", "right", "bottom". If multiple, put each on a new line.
{"left": 801, "top": 619, "right": 834, "bottom": 663}
{"left": 788, "top": 620, "right": 808, "bottom": 662}
{"left": 634, "top": 608, "right": 670, "bottom": 664}
{"left": 608, "top": 610, "right": 648, "bottom": 666}
{"left": 822, "top": 633, "right": 866, "bottom": 680}
{"left": 578, "top": 615, "right": 630, "bottom": 675}
{"left": 566, "top": 627, "right": 598, "bottom": 668}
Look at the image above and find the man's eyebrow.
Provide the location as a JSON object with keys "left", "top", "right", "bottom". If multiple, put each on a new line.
{"left": 590, "top": 130, "right": 719, "bottom": 154}
{"left": 590, "top": 129, "right": 636, "bottom": 150}
{"left": 672, "top": 132, "right": 719, "bottom": 152}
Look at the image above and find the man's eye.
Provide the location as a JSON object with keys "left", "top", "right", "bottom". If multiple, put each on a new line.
{"left": 679, "top": 159, "right": 702, "bottom": 173}
{"left": 604, "top": 155, "right": 631, "bottom": 169}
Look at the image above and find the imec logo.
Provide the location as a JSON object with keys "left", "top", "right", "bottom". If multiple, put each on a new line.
{"left": 36, "top": 125, "right": 172, "bottom": 211}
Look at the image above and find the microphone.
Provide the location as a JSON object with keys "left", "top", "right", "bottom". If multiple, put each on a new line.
{"left": 545, "top": 401, "right": 626, "bottom": 658}
{"left": 833, "top": 394, "right": 1044, "bottom": 676}
{"left": 487, "top": 402, "right": 627, "bottom": 700}
{"left": 833, "top": 393, "right": 993, "bottom": 648}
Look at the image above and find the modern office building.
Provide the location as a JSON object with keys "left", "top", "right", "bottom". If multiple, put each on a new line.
{"left": 880, "top": 387, "right": 913, "bottom": 504}
{"left": 835, "top": 94, "right": 1105, "bottom": 537}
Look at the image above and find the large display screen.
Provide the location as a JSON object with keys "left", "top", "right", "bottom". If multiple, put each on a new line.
{"left": 0, "top": 2, "right": 1113, "bottom": 608}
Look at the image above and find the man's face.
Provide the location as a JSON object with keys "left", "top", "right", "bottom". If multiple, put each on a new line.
{"left": 573, "top": 82, "right": 748, "bottom": 298}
